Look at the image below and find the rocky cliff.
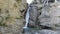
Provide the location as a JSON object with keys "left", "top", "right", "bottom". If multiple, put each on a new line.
{"left": 24, "top": 0, "right": 60, "bottom": 34}
{"left": 29, "top": 0, "right": 60, "bottom": 30}
{"left": 0, "top": 0, "right": 27, "bottom": 34}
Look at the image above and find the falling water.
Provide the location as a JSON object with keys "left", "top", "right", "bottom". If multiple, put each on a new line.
{"left": 55, "top": 0, "right": 57, "bottom": 2}
{"left": 23, "top": 0, "right": 33, "bottom": 29}
{"left": 23, "top": 5, "right": 30, "bottom": 29}
{"left": 22, "top": 0, "right": 33, "bottom": 33}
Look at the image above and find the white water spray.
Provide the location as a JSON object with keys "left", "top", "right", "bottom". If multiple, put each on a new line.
{"left": 26, "top": 0, "right": 34, "bottom": 4}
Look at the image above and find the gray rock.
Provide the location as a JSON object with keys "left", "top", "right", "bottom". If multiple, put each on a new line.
{"left": 24, "top": 29, "right": 60, "bottom": 34}
{"left": 38, "top": 0, "right": 60, "bottom": 29}
{"left": 24, "top": 0, "right": 60, "bottom": 34}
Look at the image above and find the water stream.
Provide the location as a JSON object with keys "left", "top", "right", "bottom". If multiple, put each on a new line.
{"left": 23, "top": 5, "right": 30, "bottom": 29}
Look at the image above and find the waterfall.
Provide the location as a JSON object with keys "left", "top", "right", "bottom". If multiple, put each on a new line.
{"left": 23, "top": 5, "right": 30, "bottom": 29}
{"left": 23, "top": 0, "right": 34, "bottom": 29}
{"left": 23, "top": 0, "right": 50, "bottom": 29}
{"left": 55, "top": 0, "right": 57, "bottom": 2}
{"left": 27, "top": 0, "right": 34, "bottom": 4}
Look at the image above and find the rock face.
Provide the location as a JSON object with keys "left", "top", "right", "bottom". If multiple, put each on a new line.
{"left": 24, "top": 29, "right": 60, "bottom": 34}
{"left": 29, "top": 0, "right": 60, "bottom": 29}
{"left": 25, "top": 0, "right": 60, "bottom": 34}
{"left": 28, "top": 0, "right": 42, "bottom": 27}
{"left": 0, "top": 0, "right": 27, "bottom": 34}
{"left": 39, "top": 0, "right": 60, "bottom": 29}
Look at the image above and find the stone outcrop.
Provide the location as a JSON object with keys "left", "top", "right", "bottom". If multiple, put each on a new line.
{"left": 38, "top": 0, "right": 60, "bottom": 29}
{"left": 28, "top": 0, "right": 42, "bottom": 27}
{"left": 25, "top": 0, "right": 60, "bottom": 34}
{"left": 0, "top": 0, "right": 27, "bottom": 34}
{"left": 28, "top": 0, "right": 60, "bottom": 30}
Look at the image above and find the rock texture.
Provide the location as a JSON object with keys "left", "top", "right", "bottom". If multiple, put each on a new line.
{"left": 28, "top": 0, "right": 60, "bottom": 30}
{"left": 0, "top": 0, "right": 27, "bottom": 34}
{"left": 25, "top": 0, "right": 60, "bottom": 34}
{"left": 28, "top": 0, "right": 42, "bottom": 27}
{"left": 39, "top": 0, "right": 60, "bottom": 29}
{"left": 24, "top": 29, "right": 60, "bottom": 34}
